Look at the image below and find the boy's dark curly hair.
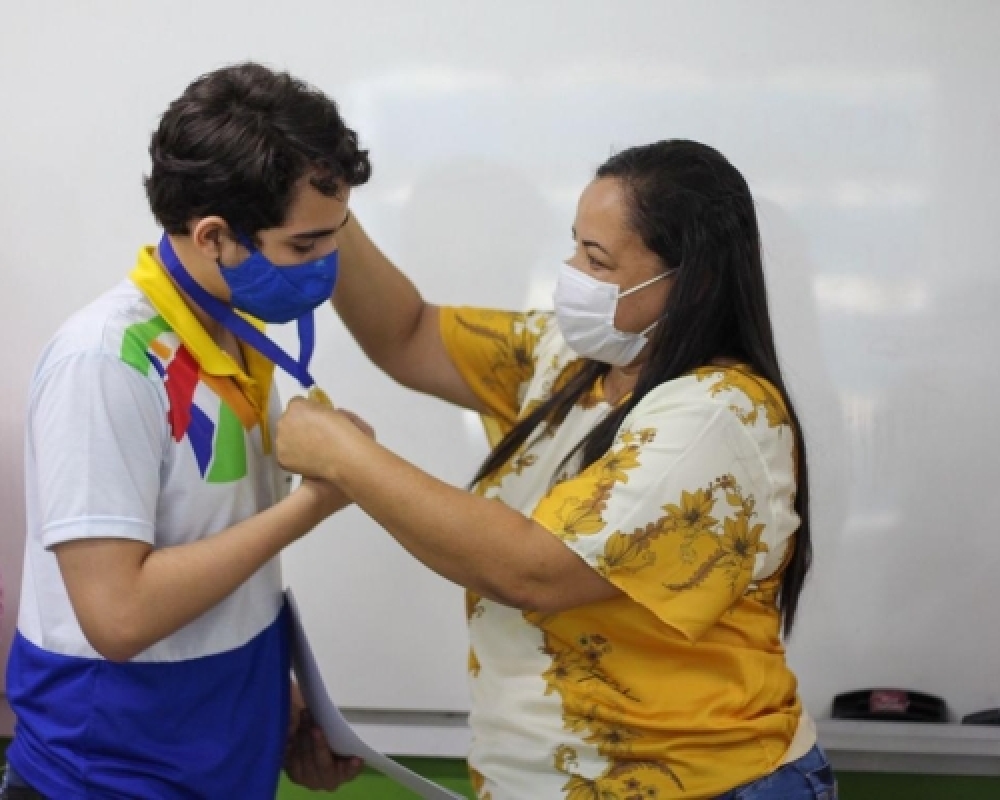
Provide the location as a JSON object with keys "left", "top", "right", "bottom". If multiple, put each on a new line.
{"left": 145, "top": 62, "right": 370, "bottom": 236}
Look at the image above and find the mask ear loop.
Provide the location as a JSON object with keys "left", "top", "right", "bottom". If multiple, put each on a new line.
{"left": 639, "top": 317, "right": 662, "bottom": 337}
{"left": 214, "top": 230, "right": 258, "bottom": 270}
{"left": 624, "top": 267, "right": 679, "bottom": 336}
{"left": 235, "top": 232, "right": 258, "bottom": 252}
{"left": 618, "top": 268, "right": 674, "bottom": 298}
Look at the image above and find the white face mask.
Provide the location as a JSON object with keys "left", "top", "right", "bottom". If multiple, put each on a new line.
{"left": 553, "top": 264, "right": 671, "bottom": 366}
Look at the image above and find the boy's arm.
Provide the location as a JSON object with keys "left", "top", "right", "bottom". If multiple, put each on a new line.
{"left": 55, "top": 479, "right": 346, "bottom": 663}
{"left": 32, "top": 351, "right": 369, "bottom": 663}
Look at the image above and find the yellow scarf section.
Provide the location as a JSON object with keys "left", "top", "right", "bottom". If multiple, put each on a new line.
{"left": 129, "top": 246, "right": 277, "bottom": 451}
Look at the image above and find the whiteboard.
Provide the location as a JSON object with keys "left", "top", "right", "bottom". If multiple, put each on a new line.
{"left": 1, "top": 0, "right": 999, "bottom": 729}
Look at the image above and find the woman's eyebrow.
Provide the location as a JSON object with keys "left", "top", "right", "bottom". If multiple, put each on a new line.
{"left": 572, "top": 226, "right": 612, "bottom": 257}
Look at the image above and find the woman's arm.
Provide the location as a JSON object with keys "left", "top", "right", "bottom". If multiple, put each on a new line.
{"left": 333, "top": 215, "right": 485, "bottom": 411}
{"left": 276, "top": 399, "right": 620, "bottom": 612}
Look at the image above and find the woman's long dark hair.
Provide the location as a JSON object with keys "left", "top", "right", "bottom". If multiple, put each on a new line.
{"left": 472, "top": 140, "right": 812, "bottom": 636}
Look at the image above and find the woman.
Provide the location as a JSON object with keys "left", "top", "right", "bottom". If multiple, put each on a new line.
{"left": 278, "top": 140, "right": 837, "bottom": 799}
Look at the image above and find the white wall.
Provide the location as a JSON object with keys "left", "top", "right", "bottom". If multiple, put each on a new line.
{"left": 1, "top": 0, "right": 999, "bottom": 729}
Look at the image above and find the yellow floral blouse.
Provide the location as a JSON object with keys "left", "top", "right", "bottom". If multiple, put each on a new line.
{"left": 439, "top": 307, "right": 814, "bottom": 800}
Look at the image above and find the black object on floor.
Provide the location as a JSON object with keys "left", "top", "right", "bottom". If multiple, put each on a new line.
{"left": 832, "top": 689, "right": 949, "bottom": 723}
{"left": 962, "top": 708, "right": 1000, "bottom": 726}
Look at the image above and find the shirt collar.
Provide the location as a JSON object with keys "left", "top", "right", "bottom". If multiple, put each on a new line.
{"left": 129, "top": 245, "right": 276, "bottom": 416}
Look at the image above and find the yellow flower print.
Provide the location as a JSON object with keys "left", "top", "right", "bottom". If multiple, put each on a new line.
{"left": 561, "top": 774, "right": 602, "bottom": 800}
{"left": 616, "top": 428, "right": 657, "bottom": 447}
{"left": 596, "top": 528, "right": 659, "bottom": 574}
{"left": 604, "top": 760, "right": 685, "bottom": 794}
{"left": 554, "top": 748, "right": 603, "bottom": 800}
{"left": 555, "top": 756, "right": 684, "bottom": 799}
{"left": 719, "top": 515, "right": 768, "bottom": 568}
{"left": 469, "top": 765, "right": 493, "bottom": 800}
{"left": 582, "top": 717, "right": 640, "bottom": 754}
{"left": 548, "top": 483, "right": 614, "bottom": 541}
{"left": 466, "top": 591, "right": 484, "bottom": 620}
{"left": 695, "top": 367, "right": 789, "bottom": 429}
{"left": 455, "top": 311, "right": 547, "bottom": 396}
{"left": 547, "top": 428, "right": 653, "bottom": 542}
{"left": 663, "top": 488, "right": 718, "bottom": 534}
{"left": 664, "top": 478, "right": 769, "bottom": 593}
{"left": 554, "top": 745, "right": 580, "bottom": 775}
{"left": 598, "top": 475, "right": 770, "bottom": 595}
{"left": 474, "top": 449, "right": 538, "bottom": 496}
{"left": 541, "top": 632, "right": 638, "bottom": 702}
{"left": 597, "top": 441, "right": 644, "bottom": 486}
{"left": 579, "top": 632, "right": 611, "bottom": 659}
{"left": 747, "top": 580, "right": 780, "bottom": 608}
{"left": 563, "top": 703, "right": 604, "bottom": 735}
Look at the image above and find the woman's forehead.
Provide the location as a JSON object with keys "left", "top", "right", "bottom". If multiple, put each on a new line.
{"left": 575, "top": 177, "right": 659, "bottom": 264}
{"left": 575, "top": 179, "right": 629, "bottom": 240}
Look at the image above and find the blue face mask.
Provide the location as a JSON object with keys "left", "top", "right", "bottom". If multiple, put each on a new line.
{"left": 220, "top": 234, "right": 339, "bottom": 324}
{"left": 159, "top": 234, "right": 322, "bottom": 389}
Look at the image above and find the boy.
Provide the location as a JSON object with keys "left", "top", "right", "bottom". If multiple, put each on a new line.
{"left": 3, "top": 63, "right": 369, "bottom": 798}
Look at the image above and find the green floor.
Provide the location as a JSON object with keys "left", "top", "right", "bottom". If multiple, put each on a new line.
{"left": 278, "top": 758, "right": 474, "bottom": 799}
{"left": 277, "top": 758, "right": 1000, "bottom": 800}
{"left": 3, "top": 740, "right": 998, "bottom": 798}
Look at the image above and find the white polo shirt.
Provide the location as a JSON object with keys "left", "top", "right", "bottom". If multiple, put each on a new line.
{"left": 7, "top": 247, "right": 292, "bottom": 799}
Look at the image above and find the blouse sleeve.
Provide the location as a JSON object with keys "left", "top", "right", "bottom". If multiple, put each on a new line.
{"left": 439, "top": 306, "right": 552, "bottom": 440}
{"left": 531, "top": 383, "right": 798, "bottom": 642}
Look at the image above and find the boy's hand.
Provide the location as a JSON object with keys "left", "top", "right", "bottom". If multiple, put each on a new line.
{"left": 298, "top": 477, "right": 351, "bottom": 518}
{"left": 285, "top": 682, "right": 364, "bottom": 791}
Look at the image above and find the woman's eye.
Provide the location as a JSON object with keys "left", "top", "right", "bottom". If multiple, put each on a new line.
{"left": 291, "top": 242, "right": 316, "bottom": 256}
{"left": 588, "top": 254, "right": 608, "bottom": 270}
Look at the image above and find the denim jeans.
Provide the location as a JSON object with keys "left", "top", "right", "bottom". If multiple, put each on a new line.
{"left": 716, "top": 745, "right": 838, "bottom": 799}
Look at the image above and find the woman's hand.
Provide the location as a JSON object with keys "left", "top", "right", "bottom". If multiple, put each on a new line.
{"left": 285, "top": 682, "right": 364, "bottom": 791}
{"left": 276, "top": 397, "right": 374, "bottom": 482}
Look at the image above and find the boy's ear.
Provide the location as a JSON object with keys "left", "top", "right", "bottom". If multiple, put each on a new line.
{"left": 190, "top": 217, "right": 237, "bottom": 264}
